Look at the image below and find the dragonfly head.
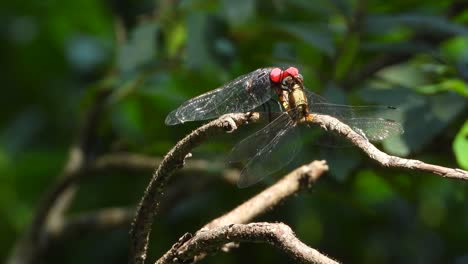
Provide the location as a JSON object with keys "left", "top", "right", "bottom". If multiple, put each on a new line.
{"left": 270, "top": 67, "right": 302, "bottom": 84}
{"left": 271, "top": 68, "right": 303, "bottom": 94}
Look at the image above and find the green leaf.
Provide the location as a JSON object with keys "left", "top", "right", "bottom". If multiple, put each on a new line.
{"left": 186, "top": 13, "right": 216, "bottom": 69}
{"left": 0, "top": 109, "right": 44, "bottom": 155}
{"left": 453, "top": 121, "right": 468, "bottom": 170}
{"left": 354, "top": 170, "right": 395, "bottom": 205}
{"left": 279, "top": 23, "right": 335, "bottom": 57}
{"left": 362, "top": 41, "right": 432, "bottom": 54}
{"left": 417, "top": 79, "right": 468, "bottom": 96}
{"left": 377, "top": 58, "right": 467, "bottom": 97}
{"left": 440, "top": 37, "right": 468, "bottom": 63}
{"left": 287, "top": 0, "right": 334, "bottom": 16}
{"left": 365, "top": 14, "right": 468, "bottom": 36}
{"left": 376, "top": 63, "right": 428, "bottom": 88}
{"left": 296, "top": 211, "right": 323, "bottom": 244}
{"left": 335, "top": 33, "right": 359, "bottom": 80}
{"left": 329, "top": 0, "right": 352, "bottom": 17}
{"left": 323, "top": 147, "right": 362, "bottom": 182}
{"left": 221, "top": 0, "right": 254, "bottom": 26}
{"left": 359, "top": 84, "right": 467, "bottom": 155}
{"left": 110, "top": 98, "right": 145, "bottom": 144}
{"left": 167, "top": 22, "right": 187, "bottom": 57}
{"left": 117, "top": 21, "right": 159, "bottom": 72}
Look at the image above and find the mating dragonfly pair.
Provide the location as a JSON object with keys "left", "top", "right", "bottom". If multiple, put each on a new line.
{"left": 166, "top": 67, "right": 403, "bottom": 187}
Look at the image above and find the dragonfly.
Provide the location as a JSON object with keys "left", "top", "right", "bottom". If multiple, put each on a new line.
{"left": 166, "top": 67, "right": 404, "bottom": 187}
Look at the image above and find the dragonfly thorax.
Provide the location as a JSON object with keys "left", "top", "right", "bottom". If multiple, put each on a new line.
{"left": 288, "top": 83, "right": 310, "bottom": 121}
{"left": 275, "top": 74, "right": 311, "bottom": 122}
{"left": 290, "top": 84, "right": 308, "bottom": 109}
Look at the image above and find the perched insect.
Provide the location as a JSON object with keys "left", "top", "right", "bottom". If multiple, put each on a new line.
{"left": 166, "top": 67, "right": 403, "bottom": 187}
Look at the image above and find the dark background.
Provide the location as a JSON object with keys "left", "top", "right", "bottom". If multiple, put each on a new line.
{"left": 1, "top": 0, "right": 468, "bottom": 263}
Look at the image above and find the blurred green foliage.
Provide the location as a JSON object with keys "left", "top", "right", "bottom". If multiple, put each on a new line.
{"left": 1, "top": 0, "right": 467, "bottom": 263}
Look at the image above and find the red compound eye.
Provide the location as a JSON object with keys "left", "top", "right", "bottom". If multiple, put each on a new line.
{"left": 270, "top": 68, "right": 283, "bottom": 83}
{"left": 285, "top": 67, "right": 299, "bottom": 77}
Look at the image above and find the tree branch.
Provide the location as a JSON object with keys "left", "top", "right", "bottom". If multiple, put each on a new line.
{"left": 159, "top": 112, "right": 466, "bottom": 263}
{"left": 161, "top": 223, "right": 338, "bottom": 264}
{"left": 157, "top": 160, "right": 329, "bottom": 263}
{"left": 204, "top": 160, "right": 328, "bottom": 229}
{"left": 310, "top": 114, "right": 468, "bottom": 180}
{"left": 129, "top": 113, "right": 261, "bottom": 264}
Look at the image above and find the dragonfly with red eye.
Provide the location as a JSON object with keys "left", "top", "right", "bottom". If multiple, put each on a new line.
{"left": 165, "top": 67, "right": 404, "bottom": 187}
{"left": 165, "top": 67, "right": 300, "bottom": 125}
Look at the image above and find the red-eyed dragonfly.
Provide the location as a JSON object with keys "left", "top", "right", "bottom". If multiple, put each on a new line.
{"left": 166, "top": 67, "right": 403, "bottom": 187}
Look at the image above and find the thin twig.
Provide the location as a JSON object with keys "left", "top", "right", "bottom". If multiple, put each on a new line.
{"left": 157, "top": 160, "right": 329, "bottom": 264}
{"left": 169, "top": 223, "right": 338, "bottom": 264}
{"left": 205, "top": 160, "right": 328, "bottom": 229}
{"left": 310, "top": 114, "right": 468, "bottom": 180}
{"left": 129, "top": 113, "right": 261, "bottom": 264}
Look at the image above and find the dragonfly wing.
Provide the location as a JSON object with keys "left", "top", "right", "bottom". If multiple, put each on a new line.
{"left": 166, "top": 68, "right": 274, "bottom": 125}
{"left": 304, "top": 89, "right": 397, "bottom": 119}
{"left": 303, "top": 89, "right": 403, "bottom": 142}
{"left": 303, "top": 88, "right": 329, "bottom": 104}
{"left": 227, "top": 113, "right": 300, "bottom": 188}
{"left": 344, "top": 118, "right": 404, "bottom": 142}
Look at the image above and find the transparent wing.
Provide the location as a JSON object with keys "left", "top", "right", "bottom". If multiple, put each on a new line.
{"left": 227, "top": 113, "right": 300, "bottom": 188}
{"left": 166, "top": 68, "right": 274, "bottom": 125}
{"left": 304, "top": 89, "right": 404, "bottom": 141}
{"left": 344, "top": 118, "right": 404, "bottom": 141}
{"left": 305, "top": 89, "right": 397, "bottom": 119}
